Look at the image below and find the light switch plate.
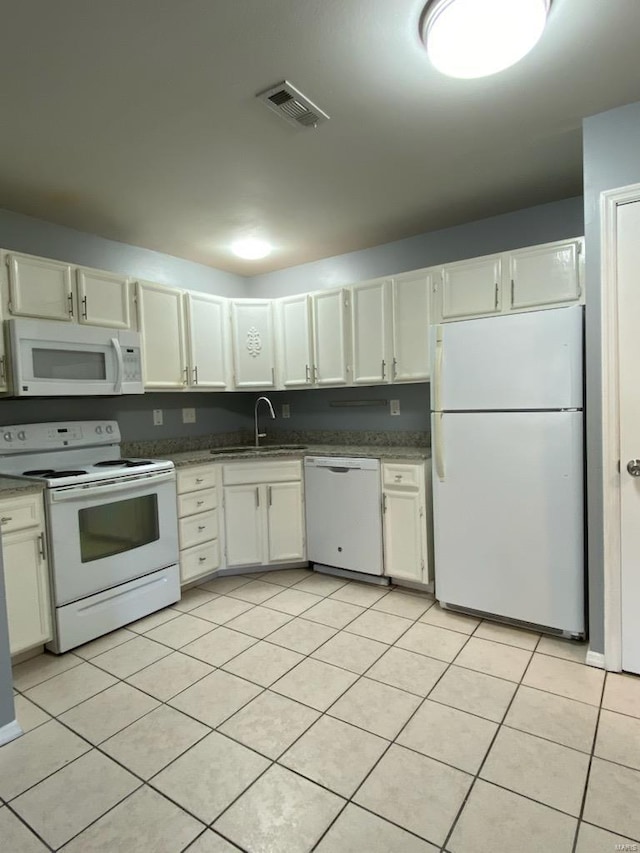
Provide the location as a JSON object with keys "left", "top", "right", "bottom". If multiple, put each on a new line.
{"left": 153, "top": 409, "right": 163, "bottom": 426}
{"left": 182, "top": 407, "right": 196, "bottom": 424}
{"left": 390, "top": 399, "right": 401, "bottom": 416}
{"left": 282, "top": 403, "right": 290, "bottom": 419}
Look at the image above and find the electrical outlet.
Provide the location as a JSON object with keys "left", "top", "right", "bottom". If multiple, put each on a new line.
{"left": 182, "top": 407, "right": 196, "bottom": 424}
{"left": 390, "top": 399, "right": 401, "bottom": 416}
{"left": 282, "top": 403, "right": 290, "bottom": 419}
{"left": 153, "top": 409, "right": 163, "bottom": 426}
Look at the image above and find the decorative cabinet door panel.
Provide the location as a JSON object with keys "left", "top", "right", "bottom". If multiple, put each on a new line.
{"left": 391, "top": 272, "right": 431, "bottom": 381}
{"left": 440, "top": 255, "right": 502, "bottom": 321}
{"left": 351, "top": 279, "right": 390, "bottom": 384}
{"left": 278, "top": 295, "right": 314, "bottom": 387}
{"left": 76, "top": 268, "right": 130, "bottom": 329}
{"left": 4, "top": 529, "right": 52, "bottom": 654}
{"left": 267, "top": 481, "right": 305, "bottom": 563}
{"left": 137, "top": 281, "right": 187, "bottom": 389}
{"left": 224, "top": 484, "right": 264, "bottom": 566}
{"left": 383, "top": 489, "right": 424, "bottom": 583}
{"left": 186, "top": 292, "right": 230, "bottom": 389}
{"left": 312, "top": 289, "right": 349, "bottom": 386}
{"left": 231, "top": 300, "right": 276, "bottom": 389}
{"left": 509, "top": 240, "right": 582, "bottom": 310}
{"left": 7, "top": 253, "right": 74, "bottom": 321}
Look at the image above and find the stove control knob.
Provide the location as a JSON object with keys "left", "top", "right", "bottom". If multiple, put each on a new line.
{"left": 105, "top": 425, "right": 114, "bottom": 434}
{"left": 95, "top": 426, "right": 103, "bottom": 435}
{"left": 3, "top": 432, "right": 12, "bottom": 442}
{"left": 17, "top": 431, "right": 26, "bottom": 441}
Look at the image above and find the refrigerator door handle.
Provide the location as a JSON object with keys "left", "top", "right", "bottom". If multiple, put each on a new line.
{"left": 434, "top": 412, "right": 445, "bottom": 481}
{"left": 434, "top": 327, "right": 444, "bottom": 413}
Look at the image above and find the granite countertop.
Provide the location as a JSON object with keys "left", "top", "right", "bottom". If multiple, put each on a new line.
{"left": 166, "top": 444, "right": 431, "bottom": 468}
{"left": 0, "top": 476, "right": 46, "bottom": 497}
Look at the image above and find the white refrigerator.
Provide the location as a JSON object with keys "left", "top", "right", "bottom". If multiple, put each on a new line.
{"left": 431, "top": 305, "right": 584, "bottom": 636}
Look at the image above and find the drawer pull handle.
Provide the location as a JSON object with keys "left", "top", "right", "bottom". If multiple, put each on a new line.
{"left": 0, "top": 516, "right": 12, "bottom": 524}
{"left": 196, "top": 500, "right": 204, "bottom": 506}
{"left": 198, "top": 525, "right": 206, "bottom": 531}
{"left": 394, "top": 475, "right": 402, "bottom": 482}
{"left": 198, "top": 556, "right": 207, "bottom": 563}
{"left": 195, "top": 478, "right": 204, "bottom": 484}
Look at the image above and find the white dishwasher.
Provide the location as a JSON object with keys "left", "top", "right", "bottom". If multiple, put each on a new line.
{"left": 304, "top": 456, "right": 384, "bottom": 577}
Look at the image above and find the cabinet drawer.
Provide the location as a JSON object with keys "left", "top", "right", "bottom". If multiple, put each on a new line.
{"left": 179, "top": 510, "right": 218, "bottom": 550}
{"left": 177, "top": 465, "right": 218, "bottom": 494}
{"left": 178, "top": 487, "right": 217, "bottom": 517}
{"left": 0, "top": 495, "right": 42, "bottom": 534}
{"left": 382, "top": 463, "right": 423, "bottom": 489}
{"left": 180, "top": 540, "right": 220, "bottom": 584}
{"left": 222, "top": 460, "right": 302, "bottom": 486}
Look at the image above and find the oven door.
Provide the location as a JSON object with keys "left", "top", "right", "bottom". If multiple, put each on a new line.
{"left": 47, "top": 471, "right": 179, "bottom": 605}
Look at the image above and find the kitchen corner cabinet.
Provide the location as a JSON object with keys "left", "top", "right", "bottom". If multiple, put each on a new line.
{"left": 312, "top": 289, "right": 350, "bottom": 386}
{"left": 177, "top": 464, "right": 221, "bottom": 584}
{"left": 76, "top": 267, "right": 130, "bottom": 329}
{"left": 1, "top": 493, "right": 52, "bottom": 655}
{"left": 137, "top": 281, "right": 188, "bottom": 389}
{"left": 231, "top": 300, "right": 276, "bottom": 389}
{"left": 185, "top": 292, "right": 230, "bottom": 389}
{"left": 223, "top": 460, "right": 305, "bottom": 568}
{"left": 391, "top": 271, "right": 431, "bottom": 381}
{"left": 382, "top": 460, "right": 432, "bottom": 585}
{"left": 277, "top": 294, "right": 314, "bottom": 388}
{"left": 351, "top": 279, "right": 391, "bottom": 385}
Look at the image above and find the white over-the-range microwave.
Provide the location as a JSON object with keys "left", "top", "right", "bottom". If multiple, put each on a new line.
{"left": 6, "top": 318, "right": 144, "bottom": 396}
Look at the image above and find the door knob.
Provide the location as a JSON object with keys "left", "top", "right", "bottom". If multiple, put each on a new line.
{"left": 627, "top": 460, "right": 640, "bottom": 477}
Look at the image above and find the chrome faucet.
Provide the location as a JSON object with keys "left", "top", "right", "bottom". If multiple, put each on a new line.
{"left": 254, "top": 396, "right": 276, "bottom": 447}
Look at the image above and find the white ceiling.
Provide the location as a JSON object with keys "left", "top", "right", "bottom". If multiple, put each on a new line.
{"left": 1, "top": 0, "right": 639, "bottom": 275}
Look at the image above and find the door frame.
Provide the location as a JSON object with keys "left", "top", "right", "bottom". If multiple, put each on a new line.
{"left": 600, "top": 181, "right": 640, "bottom": 671}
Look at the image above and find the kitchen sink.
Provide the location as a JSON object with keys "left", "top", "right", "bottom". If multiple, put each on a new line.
{"left": 209, "top": 444, "right": 307, "bottom": 455}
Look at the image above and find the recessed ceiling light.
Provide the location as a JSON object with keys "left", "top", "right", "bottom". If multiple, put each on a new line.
{"left": 231, "top": 238, "right": 272, "bottom": 260}
{"left": 422, "top": 0, "right": 551, "bottom": 79}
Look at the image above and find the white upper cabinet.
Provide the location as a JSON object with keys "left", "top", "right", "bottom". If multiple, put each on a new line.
{"left": 391, "top": 272, "right": 431, "bottom": 382}
{"left": 137, "top": 281, "right": 188, "bottom": 389}
{"left": 6, "top": 252, "right": 74, "bottom": 321}
{"left": 439, "top": 254, "right": 503, "bottom": 321}
{"left": 351, "top": 279, "right": 391, "bottom": 385}
{"left": 76, "top": 267, "right": 130, "bottom": 329}
{"left": 312, "top": 289, "right": 350, "bottom": 386}
{"left": 231, "top": 300, "right": 276, "bottom": 389}
{"left": 277, "top": 294, "right": 314, "bottom": 388}
{"left": 509, "top": 238, "right": 583, "bottom": 310}
{"left": 185, "top": 292, "right": 229, "bottom": 389}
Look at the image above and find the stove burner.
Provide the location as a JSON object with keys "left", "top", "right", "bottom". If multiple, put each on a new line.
{"left": 94, "top": 459, "right": 153, "bottom": 468}
{"left": 23, "top": 469, "right": 55, "bottom": 477}
{"left": 47, "top": 470, "right": 88, "bottom": 478}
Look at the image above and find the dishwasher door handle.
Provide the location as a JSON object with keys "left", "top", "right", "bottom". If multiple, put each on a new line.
{"left": 328, "top": 467, "right": 351, "bottom": 473}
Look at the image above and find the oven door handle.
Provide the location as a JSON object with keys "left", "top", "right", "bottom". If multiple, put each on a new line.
{"left": 112, "top": 337, "right": 124, "bottom": 394}
{"left": 50, "top": 471, "right": 175, "bottom": 502}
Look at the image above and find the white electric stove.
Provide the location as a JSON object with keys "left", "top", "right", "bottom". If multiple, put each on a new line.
{"left": 0, "top": 421, "right": 180, "bottom": 653}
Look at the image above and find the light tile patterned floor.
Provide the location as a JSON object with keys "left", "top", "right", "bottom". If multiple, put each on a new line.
{"left": 2, "top": 568, "right": 640, "bottom": 852}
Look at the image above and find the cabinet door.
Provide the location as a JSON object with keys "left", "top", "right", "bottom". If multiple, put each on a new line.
{"left": 267, "top": 481, "right": 305, "bottom": 563}
{"left": 224, "top": 484, "right": 264, "bottom": 566}
{"left": 440, "top": 255, "right": 502, "bottom": 320}
{"left": 383, "top": 489, "right": 425, "bottom": 583}
{"left": 509, "top": 240, "right": 582, "bottom": 310}
{"left": 312, "top": 289, "right": 349, "bottom": 386}
{"left": 391, "top": 273, "right": 431, "bottom": 382}
{"left": 137, "top": 281, "right": 187, "bottom": 389}
{"left": 0, "top": 331, "right": 7, "bottom": 394}
{"left": 4, "top": 529, "right": 52, "bottom": 654}
{"left": 278, "top": 295, "right": 314, "bottom": 387}
{"left": 7, "top": 253, "right": 74, "bottom": 321}
{"left": 76, "top": 267, "right": 130, "bottom": 328}
{"left": 185, "top": 292, "right": 230, "bottom": 389}
{"left": 231, "top": 300, "right": 276, "bottom": 389}
{"left": 351, "top": 280, "right": 391, "bottom": 384}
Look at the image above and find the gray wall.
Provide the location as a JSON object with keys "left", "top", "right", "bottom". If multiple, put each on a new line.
{"left": 583, "top": 100, "right": 640, "bottom": 654}
{"left": 0, "top": 208, "right": 246, "bottom": 298}
{"left": 247, "top": 196, "right": 585, "bottom": 297}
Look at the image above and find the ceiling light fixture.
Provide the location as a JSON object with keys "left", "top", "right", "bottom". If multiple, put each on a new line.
{"left": 231, "top": 238, "right": 272, "bottom": 260}
{"left": 421, "top": 0, "right": 551, "bottom": 79}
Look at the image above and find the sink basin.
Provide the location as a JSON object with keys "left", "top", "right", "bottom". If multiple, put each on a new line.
{"left": 209, "top": 444, "right": 307, "bottom": 456}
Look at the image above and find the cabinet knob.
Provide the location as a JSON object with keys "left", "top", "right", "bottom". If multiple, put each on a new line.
{"left": 198, "top": 525, "right": 206, "bottom": 531}
{"left": 0, "top": 516, "right": 12, "bottom": 524}
{"left": 198, "top": 556, "right": 207, "bottom": 563}
{"left": 195, "top": 478, "right": 204, "bottom": 484}
{"left": 196, "top": 500, "right": 204, "bottom": 506}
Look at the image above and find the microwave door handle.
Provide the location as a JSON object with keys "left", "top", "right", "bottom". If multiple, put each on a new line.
{"left": 50, "top": 471, "right": 176, "bottom": 502}
{"left": 112, "top": 337, "right": 123, "bottom": 394}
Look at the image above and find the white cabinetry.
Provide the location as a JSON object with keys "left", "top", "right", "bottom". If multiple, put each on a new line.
{"left": 391, "top": 271, "right": 431, "bottom": 382}
{"left": 137, "top": 281, "right": 188, "bottom": 389}
{"left": 508, "top": 239, "right": 583, "bottom": 310}
{"left": 176, "top": 464, "right": 221, "bottom": 585}
{"left": 382, "top": 460, "right": 432, "bottom": 585}
{"left": 1, "top": 492, "right": 52, "bottom": 655}
{"left": 231, "top": 300, "right": 276, "bottom": 389}
{"left": 76, "top": 267, "right": 130, "bottom": 329}
{"left": 351, "top": 279, "right": 390, "bottom": 385}
{"left": 6, "top": 252, "right": 74, "bottom": 321}
{"left": 277, "top": 294, "right": 314, "bottom": 388}
{"left": 185, "top": 292, "right": 230, "bottom": 389}
{"left": 223, "top": 460, "right": 305, "bottom": 568}
{"left": 439, "top": 255, "right": 503, "bottom": 321}
{"left": 312, "top": 289, "right": 350, "bottom": 386}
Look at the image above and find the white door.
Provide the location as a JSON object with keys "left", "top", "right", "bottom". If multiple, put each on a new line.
{"left": 7, "top": 253, "right": 74, "bottom": 321}
{"left": 312, "top": 289, "right": 349, "bottom": 386}
{"left": 185, "top": 292, "right": 229, "bottom": 389}
{"left": 383, "top": 489, "right": 424, "bottom": 583}
{"left": 351, "top": 279, "right": 390, "bottom": 384}
{"left": 618, "top": 201, "right": 640, "bottom": 673}
{"left": 3, "top": 529, "right": 52, "bottom": 654}
{"left": 432, "top": 410, "right": 584, "bottom": 633}
{"left": 267, "top": 481, "right": 305, "bottom": 562}
{"left": 278, "top": 295, "right": 314, "bottom": 387}
{"left": 509, "top": 240, "right": 583, "bottom": 310}
{"left": 76, "top": 268, "right": 130, "bottom": 328}
{"left": 224, "top": 485, "right": 264, "bottom": 566}
{"left": 391, "top": 272, "right": 431, "bottom": 381}
{"left": 440, "top": 255, "right": 502, "bottom": 321}
{"left": 137, "top": 281, "right": 187, "bottom": 389}
{"left": 231, "top": 300, "right": 276, "bottom": 389}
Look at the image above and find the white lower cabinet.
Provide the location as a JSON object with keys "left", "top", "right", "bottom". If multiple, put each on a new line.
{"left": 1, "top": 493, "right": 52, "bottom": 655}
{"left": 223, "top": 461, "right": 305, "bottom": 568}
{"left": 382, "top": 460, "right": 432, "bottom": 585}
{"left": 176, "top": 464, "right": 221, "bottom": 585}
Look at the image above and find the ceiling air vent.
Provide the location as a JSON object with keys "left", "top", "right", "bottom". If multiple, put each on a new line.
{"left": 256, "top": 81, "right": 330, "bottom": 130}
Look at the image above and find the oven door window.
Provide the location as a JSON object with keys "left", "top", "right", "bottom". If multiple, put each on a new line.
{"left": 78, "top": 494, "right": 159, "bottom": 563}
